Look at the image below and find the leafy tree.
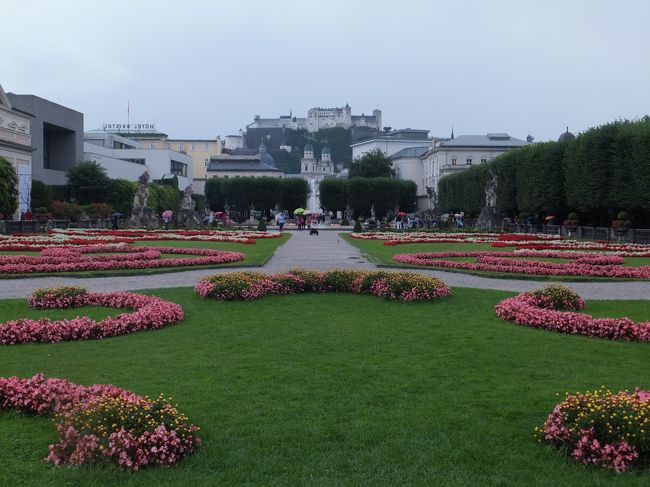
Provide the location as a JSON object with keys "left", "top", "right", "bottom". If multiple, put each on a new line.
{"left": 348, "top": 149, "right": 394, "bottom": 178}
{"left": 30, "top": 179, "right": 52, "bottom": 210}
{"left": 66, "top": 160, "right": 111, "bottom": 204}
{"left": 269, "top": 149, "right": 301, "bottom": 174}
{"left": 149, "top": 184, "right": 180, "bottom": 214}
{"left": 396, "top": 180, "right": 418, "bottom": 213}
{"left": 280, "top": 178, "right": 309, "bottom": 211}
{"left": 348, "top": 177, "right": 374, "bottom": 217}
{"left": 370, "top": 177, "right": 401, "bottom": 217}
{"left": 205, "top": 178, "right": 224, "bottom": 211}
{"left": 106, "top": 179, "right": 136, "bottom": 215}
{"left": 319, "top": 179, "right": 348, "bottom": 213}
{"left": 515, "top": 142, "right": 565, "bottom": 215}
{"left": 252, "top": 177, "right": 283, "bottom": 216}
{"left": 0, "top": 157, "right": 18, "bottom": 218}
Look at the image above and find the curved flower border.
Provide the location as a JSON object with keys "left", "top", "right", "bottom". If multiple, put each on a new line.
{"left": 392, "top": 251, "right": 650, "bottom": 279}
{"left": 0, "top": 287, "right": 184, "bottom": 345}
{"left": 495, "top": 286, "right": 650, "bottom": 342}
{"left": 0, "top": 373, "right": 200, "bottom": 471}
{"left": 195, "top": 269, "right": 452, "bottom": 302}
{"left": 0, "top": 245, "right": 245, "bottom": 274}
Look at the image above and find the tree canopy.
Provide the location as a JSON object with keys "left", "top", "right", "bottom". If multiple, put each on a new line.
{"left": 0, "top": 157, "right": 18, "bottom": 218}
{"left": 66, "top": 160, "right": 111, "bottom": 204}
{"left": 437, "top": 117, "right": 650, "bottom": 226}
{"left": 348, "top": 149, "right": 394, "bottom": 178}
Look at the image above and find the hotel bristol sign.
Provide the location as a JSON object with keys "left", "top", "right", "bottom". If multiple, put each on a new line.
{"left": 103, "top": 123, "right": 156, "bottom": 132}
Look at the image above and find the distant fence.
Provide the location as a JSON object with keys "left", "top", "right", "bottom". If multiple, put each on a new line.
{"left": 0, "top": 218, "right": 113, "bottom": 235}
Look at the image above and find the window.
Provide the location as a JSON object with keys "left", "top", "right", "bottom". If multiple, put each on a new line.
{"left": 120, "top": 158, "right": 146, "bottom": 165}
{"left": 166, "top": 143, "right": 171, "bottom": 149}
{"left": 466, "top": 158, "right": 472, "bottom": 165}
{"left": 179, "top": 143, "right": 185, "bottom": 151}
{"left": 223, "top": 175, "right": 229, "bottom": 178}
{"left": 150, "top": 142, "right": 156, "bottom": 149}
{"left": 481, "top": 158, "right": 487, "bottom": 163}
{"left": 191, "top": 143, "right": 196, "bottom": 151}
{"left": 170, "top": 160, "right": 188, "bottom": 177}
{"left": 205, "top": 158, "right": 209, "bottom": 167}
{"left": 451, "top": 158, "right": 457, "bottom": 165}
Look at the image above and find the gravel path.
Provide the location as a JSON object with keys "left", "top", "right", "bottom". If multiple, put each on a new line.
{"left": 0, "top": 229, "right": 648, "bottom": 300}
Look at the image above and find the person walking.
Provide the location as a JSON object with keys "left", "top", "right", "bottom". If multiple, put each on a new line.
{"left": 277, "top": 212, "right": 285, "bottom": 232}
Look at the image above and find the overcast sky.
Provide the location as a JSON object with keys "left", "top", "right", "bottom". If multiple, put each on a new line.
{"left": 3, "top": 0, "right": 649, "bottom": 142}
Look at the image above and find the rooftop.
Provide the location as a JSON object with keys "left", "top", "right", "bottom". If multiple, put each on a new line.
{"left": 440, "top": 134, "right": 529, "bottom": 148}
{"left": 390, "top": 146, "right": 430, "bottom": 159}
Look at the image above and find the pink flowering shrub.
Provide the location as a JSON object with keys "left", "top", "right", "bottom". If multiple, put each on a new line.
{"left": 536, "top": 387, "right": 649, "bottom": 472}
{"left": 0, "top": 374, "right": 200, "bottom": 471}
{"left": 196, "top": 269, "right": 451, "bottom": 303}
{"left": 0, "top": 287, "right": 184, "bottom": 345}
{"left": 495, "top": 284, "right": 650, "bottom": 342}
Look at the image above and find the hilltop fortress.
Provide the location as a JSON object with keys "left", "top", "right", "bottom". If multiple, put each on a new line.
{"left": 248, "top": 103, "right": 382, "bottom": 133}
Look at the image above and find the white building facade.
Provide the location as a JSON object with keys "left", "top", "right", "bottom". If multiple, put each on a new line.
{"left": 84, "top": 132, "right": 192, "bottom": 189}
{"left": 0, "top": 84, "right": 32, "bottom": 218}
{"left": 422, "top": 133, "right": 530, "bottom": 206}
{"left": 297, "top": 144, "right": 336, "bottom": 211}
{"left": 350, "top": 129, "right": 432, "bottom": 160}
{"left": 390, "top": 146, "right": 430, "bottom": 210}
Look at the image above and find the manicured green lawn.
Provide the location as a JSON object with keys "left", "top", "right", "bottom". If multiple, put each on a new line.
{"left": 0, "top": 287, "right": 648, "bottom": 486}
{"left": 343, "top": 234, "right": 649, "bottom": 281}
{"left": 0, "top": 235, "right": 289, "bottom": 279}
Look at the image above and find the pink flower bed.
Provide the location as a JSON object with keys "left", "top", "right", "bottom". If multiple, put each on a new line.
{"left": 0, "top": 373, "right": 200, "bottom": 471}
{"left": 0, "top": 244, "right": 244, "bottom": 274}
{"left": 349, "top": 231, "right": 650, "bottom": 256}
{"left": 392, "top": 250, "right": 650, "bottom": 278}
{"left": 0, "top": 229, "right": 281, "bottom": 251}
{"left": 495, "top": 284, "right": 650, "bottom": 342}
{"left": 537, "top": 387, "right": 650, "bottom": 472}
{"left": 196, "top": 269, "right": 451, "bottom": 302}
{"left": 0, "top": 286, "right": 184, "bottom": 344}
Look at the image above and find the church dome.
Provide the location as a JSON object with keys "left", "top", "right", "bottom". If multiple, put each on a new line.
{"left": 260, "top": 152, "right": 275, "bottom": 168}
{"left": 558, "top": 127, "right": 575, "bottom": 142}
{"left": 258, "top": 140, "right": 267, "bottom": 154}
{"left": 322, "top": 145, "right": 331, "bottom": 154}
{"left": 304, "top": 143, "right": 313, "bottom": 152}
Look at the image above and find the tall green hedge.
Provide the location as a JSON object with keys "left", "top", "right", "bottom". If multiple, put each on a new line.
{"left": 319, "top": 178, "right": 416, "bottom": 218}
{"left": 438, "top": 117, "right": 650, "bottom": 225}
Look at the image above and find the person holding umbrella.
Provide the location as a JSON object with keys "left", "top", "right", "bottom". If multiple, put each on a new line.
{"left": 162, "top": 209, "right": 174, "bottom": 229}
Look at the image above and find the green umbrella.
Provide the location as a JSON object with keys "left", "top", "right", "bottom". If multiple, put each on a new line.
{"left": 293, "top": 208, "right": 305, "bottom": 215}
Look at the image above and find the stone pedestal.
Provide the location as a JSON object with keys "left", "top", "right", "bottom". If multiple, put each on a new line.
{"left": 476, "top": 206, "right": 500, "bottom": 230}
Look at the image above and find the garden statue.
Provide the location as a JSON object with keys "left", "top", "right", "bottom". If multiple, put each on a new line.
{"left": 476, "top": 170, "right": 500, "bottom": 230}
{"left": 426, "top": 186, "right": 437, "bottom": 210}
{"left": 485, "top": 170, "right": 498, "bottom": 208}
{"left": 177, "top": 185, "right": 200, "bottom": 227}
{"left": 129, "top": 171, "right": 156, "bottom": 227}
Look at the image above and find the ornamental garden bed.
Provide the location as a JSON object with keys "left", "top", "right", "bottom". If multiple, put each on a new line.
{"left": 0, "top": 232, "right": 289, "bottom": 278}
{"left": 344, "top": 233, "right": 650, "bottom": 281}
{"left": 0, "top": 286, "right": 647, "bottom": 484}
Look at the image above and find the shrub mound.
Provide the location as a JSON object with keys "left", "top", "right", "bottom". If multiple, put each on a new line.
{"left": 0, "top": 286, "right": 184, "bottom": 345}
{"left": 0, "top": 373, "right": 200, "bottom": 471}
{"left": 495, "top": 284, "right": 650, "bottom": 342}
{"left": 195, "top": 269, "right": 451, "bottom": 302}
{"left": 537, "top": 387, "right": 650, "bottom": 472}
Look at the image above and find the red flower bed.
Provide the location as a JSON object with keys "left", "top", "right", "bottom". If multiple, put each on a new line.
{"left": 0, "top": 373, "right": 200, "bottom": 471}
{"left": 0, "top": 245, "right": 244, "bottom": 274}
{"left": 0, "top": 286, "right": 184, "bottom": 344}
{"left": 392, "top": 250, "right": 650, "bottom": 278}
{"left": 495, "top": 284, "right": 650, "bottom": 342}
